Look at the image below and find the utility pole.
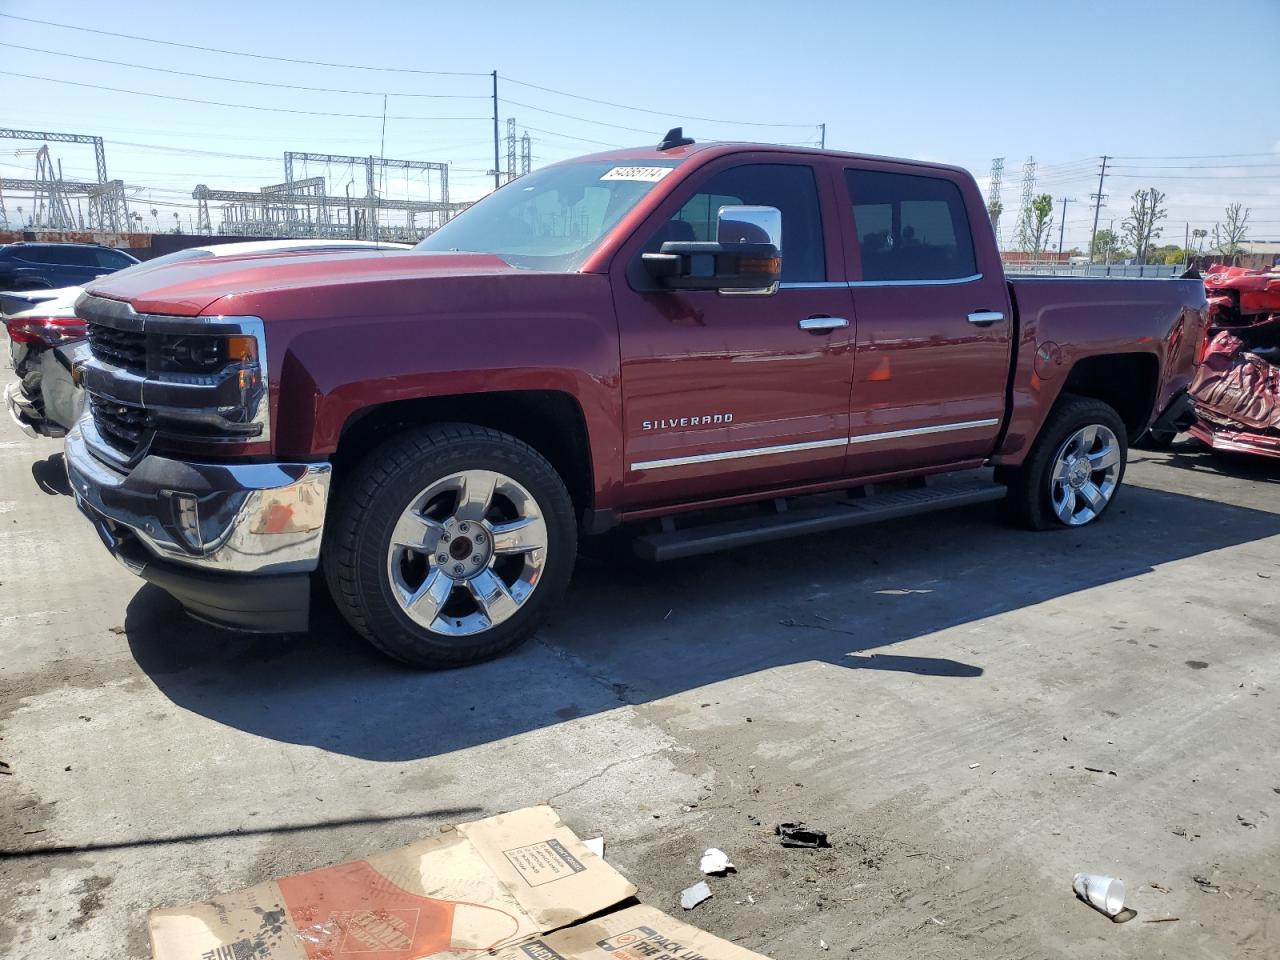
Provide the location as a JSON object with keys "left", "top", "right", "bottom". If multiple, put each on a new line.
{"left": 1184, "top": 221, "right": 1190, "bottom": 265}
{"left": 819, "top": 123, "right": 826, "bottom": 149}
{"left": 1057, "top": 196, "right": 1074, "bottom": 260}
{"left": 1088, "top": 155, "right": 1110, "bottom": 262}
{"left": 491, "top": 71, "right": 501, "bottom": 191}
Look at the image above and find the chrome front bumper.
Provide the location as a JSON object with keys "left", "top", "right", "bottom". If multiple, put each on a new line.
{"left": 65, "top": 415, "right": 331, "bottom": 577}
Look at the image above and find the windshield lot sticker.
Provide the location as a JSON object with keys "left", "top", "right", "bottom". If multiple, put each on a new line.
{"left": 600, "top": 166, "right": 673, "bottom": 182}
{"left": 503, "top": 839, "right": 587, "bottom": 887}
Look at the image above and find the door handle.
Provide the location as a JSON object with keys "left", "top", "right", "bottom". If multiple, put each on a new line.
{"left": 967, "top": 310, "right": 1005, "bottom": 326}
{"left": 798, "top": 316, "right": 849, "bottom": 333}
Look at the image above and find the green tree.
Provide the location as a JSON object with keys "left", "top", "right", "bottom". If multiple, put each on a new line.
{"left": 987, "top": 198, "right": 1004, "bottom": 236}
{"left": 1017, "top": 193, "right": 1055, "bottom": 256}
{"left": 1092, "top": 228, "right": 1127, "bottom": 262}
{"left": 1145, "top": 244, "right": 1189, "bottom": 266}
{"left": 1122, "top": 188, "right": 1168, "bottom": 264}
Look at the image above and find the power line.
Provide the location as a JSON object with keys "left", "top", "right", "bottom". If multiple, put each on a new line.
{"left": 0, "top": 70, "right": 491, "bottom": 121}
{"left": 1112, "top": 151, "right": 1280, "bottom": 160}
{"left": 500, "top": 98, "right": 661, "bottom": 136}
{"left": 0, "top": 42, "right": 490, "bottom": 99}
{"left": 519, "top": 125, "right": 625, "bottom": 148}
{"left": 1110, "top": 162, "right": 1280, "bottom": 170}
{"left": 499, "top": 74, "right": 818, "bottom": 128}
{"left": 1, "top": 13, "right": 823, "bottom": 138}
{"left": 0, "top": 13, "right": 487, "bottom": 76}
{"left": 1108, "top": 172, "right": 1280, "bottom": 180}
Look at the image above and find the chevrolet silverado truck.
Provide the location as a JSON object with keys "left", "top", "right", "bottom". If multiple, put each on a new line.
{"left": 64, "top": 130, "right": 1206, "bottom": 667}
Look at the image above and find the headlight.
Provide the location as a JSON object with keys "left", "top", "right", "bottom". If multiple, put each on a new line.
{"left": 155, "top": 333, "right": 258, "bottom": 375}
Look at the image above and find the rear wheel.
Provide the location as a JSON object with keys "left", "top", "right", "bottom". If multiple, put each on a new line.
{"left": 324, "top": 424, "right": 576, "bottom": 668}
{"left": 1005, "top": 395, "right": 1127, "bottom": 530}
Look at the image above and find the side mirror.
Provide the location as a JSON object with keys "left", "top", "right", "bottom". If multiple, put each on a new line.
{"left": 642, "top": 205, "right": 782, "bottom": 293}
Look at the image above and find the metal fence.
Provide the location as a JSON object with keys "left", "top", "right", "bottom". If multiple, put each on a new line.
{"left": 1002, "top": 261, "right": 1184, "bottom": 279}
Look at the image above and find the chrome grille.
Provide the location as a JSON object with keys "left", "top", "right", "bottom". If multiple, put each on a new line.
{"left": 87, "top": 322, "right": 146, "bottom": 373}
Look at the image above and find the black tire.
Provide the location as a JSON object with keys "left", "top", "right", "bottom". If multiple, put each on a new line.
{"left": 323, "top": 423, "right": 577, "bottom": 668}
{"left": 1004, "top": 395, "right": 1128, "bottom": 531}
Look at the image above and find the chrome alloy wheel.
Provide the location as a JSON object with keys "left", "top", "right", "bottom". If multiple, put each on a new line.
{"left": 1048, "top": 423, "right": 1122, "bottom": 526}
{"left": 386, "top": 469, "right": 548, "bottom": 636}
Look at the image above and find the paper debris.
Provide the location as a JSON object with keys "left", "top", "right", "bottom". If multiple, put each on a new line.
{"left": 681, "top": 881, "right": 712, "bottom": 910}
{"left": 700, "top": 848, "right": 735, "bottom": 876}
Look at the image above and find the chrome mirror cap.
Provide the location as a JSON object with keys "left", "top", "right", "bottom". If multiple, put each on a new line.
{"left": 717, "top": 204, "right": 782, "bottom": 251}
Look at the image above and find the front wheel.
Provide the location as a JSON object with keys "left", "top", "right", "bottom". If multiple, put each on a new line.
{"left": 324, "top": 424, "right": 577, "bottom": 668}
{"left": 1004, "top": 396, "right": 1128, "bottom": 530}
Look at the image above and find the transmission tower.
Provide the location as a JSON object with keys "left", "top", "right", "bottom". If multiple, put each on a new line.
{"left": 520, "top": 130, "right": 532, "bottom": 177}
{"left": 196, "top": 152, "right": 462, "bottom": 241}
{"left": 987, "top": 157, "right": 1004, "bottom": 247}
{"left": 0, "top": 129, "right": 130, "bottom": 231}
{"left": 1014, "top": 156, "right": 1037, "bottom": 252}
{"left": 32, "top": 147, "right": 76, "bottom": 230}
{"left": 505, "top": 118, "right": 518, "bottom": 184}
{"left": 195, "top": 192, "right": 212, "bottom": 234}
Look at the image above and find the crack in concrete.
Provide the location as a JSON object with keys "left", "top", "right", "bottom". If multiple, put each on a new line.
{"left": 535, "top": 634, "right": 633, "bottom": 704}
{"left": 545, "top": 748, "right": 670, "bottom": 805}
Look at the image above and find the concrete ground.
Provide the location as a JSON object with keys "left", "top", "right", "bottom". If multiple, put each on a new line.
{"left": 2, "top": 402, "right": 1278, "bottom": 960}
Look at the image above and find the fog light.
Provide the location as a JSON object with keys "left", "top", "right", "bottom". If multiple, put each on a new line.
{"left": 166, "top": 491, "right": 203, "bottom": 550}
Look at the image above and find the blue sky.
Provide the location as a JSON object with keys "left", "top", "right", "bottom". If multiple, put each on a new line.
{"left": 2, "top": 0, "right": 1278, "bottom": 248}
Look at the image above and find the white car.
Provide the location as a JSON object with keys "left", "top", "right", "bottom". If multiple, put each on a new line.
{"left": 4, "top": 239, "right": 409, "bottom": 438}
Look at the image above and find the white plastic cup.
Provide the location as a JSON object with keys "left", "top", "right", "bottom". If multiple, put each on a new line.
{"left": 1073, "top": 873, "right": 1126, "bottom": 917}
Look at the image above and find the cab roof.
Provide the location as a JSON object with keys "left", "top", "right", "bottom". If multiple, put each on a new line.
{"left": 552, "top": 139, "right": 972, "bottom": 179}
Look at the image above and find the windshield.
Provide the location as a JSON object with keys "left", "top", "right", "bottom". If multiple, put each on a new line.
{"left": 415, "top": 159, "right": 680, "bottom": 271}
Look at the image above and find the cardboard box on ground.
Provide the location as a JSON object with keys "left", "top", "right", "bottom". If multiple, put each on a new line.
{"left": 148, "top": 805, "right": 771, "bottom": 960}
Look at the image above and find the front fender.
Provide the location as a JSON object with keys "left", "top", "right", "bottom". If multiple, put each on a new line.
{"left": 260, "top": 273, "right": 627, "bottom": 505}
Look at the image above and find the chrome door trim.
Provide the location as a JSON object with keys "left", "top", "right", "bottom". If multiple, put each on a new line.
{"left": 848, "top": 273, "right": 984, "bottom": 288}
{"left": 631, "top": 436, "right": 847, "bottom": 471}
{"left": 780, "top": 274, "right": 984, "bottom": 290}
{"left": 798, "top": 316, "right": 850, "bottom": 332}
{"left": 630, "top": 418, "right": 1001, "bottom": 470}
{"left": 847, "top": 418, "right": 999, "bottom": 444}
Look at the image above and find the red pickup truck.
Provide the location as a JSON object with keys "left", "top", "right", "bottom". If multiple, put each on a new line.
{"left": 65, "top": 132, "right": 1206, "bottom": 667}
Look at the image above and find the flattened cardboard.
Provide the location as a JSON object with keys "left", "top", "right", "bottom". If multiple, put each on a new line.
{"left": 148, "top": 806, "right": 635, "bottom": 960}
{"left": 494, "top": 904, "right": 773, "bottom": 960}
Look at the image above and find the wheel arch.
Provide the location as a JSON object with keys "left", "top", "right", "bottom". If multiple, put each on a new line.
{"left": 329, "top": 390, "right": 595, "bottom": 514}
{"left": 1056, "top": 351, "right": 1160, "bottom": 441}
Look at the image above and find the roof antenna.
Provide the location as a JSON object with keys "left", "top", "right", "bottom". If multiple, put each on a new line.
{"left": 657, "top": 127, "right": 695, "bottom": 151}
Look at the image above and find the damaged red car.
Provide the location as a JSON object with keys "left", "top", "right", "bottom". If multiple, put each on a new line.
{"left": 1186, "top": 266, "right": 1280, "bottom": 459}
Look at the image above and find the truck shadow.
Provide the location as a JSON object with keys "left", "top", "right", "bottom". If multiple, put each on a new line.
{"left": 1132, "top": 437, "right": 1280, "bottom": 484}
{"left": 124, "top": 482, "right": 1280, "bottom": 761}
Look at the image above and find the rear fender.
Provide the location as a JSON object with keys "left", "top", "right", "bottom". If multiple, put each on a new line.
{"left": 995, "top": 278, "right": 1205, "bottom": 465}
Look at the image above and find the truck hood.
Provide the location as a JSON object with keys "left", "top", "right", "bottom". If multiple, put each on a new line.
{"left": 83, "top": 250, "right": 517, "bottom": 316}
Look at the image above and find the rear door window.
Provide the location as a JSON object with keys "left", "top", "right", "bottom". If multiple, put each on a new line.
{"left": 94, "top": 248, "right": 136, "bottom": 269}
{"left": 26, "top": 246, "right": 94, "bottom": 266}
{"left": 846, "top": 170, "right": 976, "bottom": 281}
